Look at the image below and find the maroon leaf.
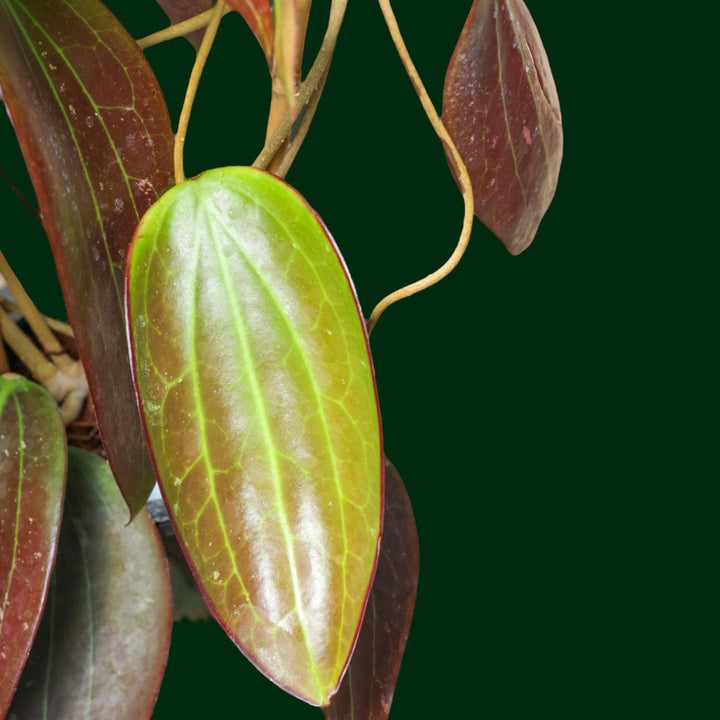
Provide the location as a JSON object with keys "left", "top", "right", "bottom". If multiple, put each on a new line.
{"left": 443, "top": 0, "right": 562, "bottom": 255}
{"left": 0, "top": 0, "right": 175, "bottom": 516}
{"left": 8, "top": 448, "right": 172, "bottom": 720}
{"left": 325, "top": 458, "right": 419, "bottom": 718}
{"left": 0, "top": 376, "right": 66, "bottom": 719}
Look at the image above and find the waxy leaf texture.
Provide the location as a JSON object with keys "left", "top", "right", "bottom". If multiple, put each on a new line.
{"left": 443, "top": 0, "right": 562, "bottom": 255}
{"left": 126, "top": 167, "right": 383, "bottom": 706}
{"left": 8, "top": 448, "right": 172, "bottom": 720}
{"left": 0, "top": 377, "right": 65, "bottom": 718}
{"left": 325, "top": 458, "right": 419, "bottom": 720}
{"left": 0, "top": 0, "right": 175, "bottom": 517}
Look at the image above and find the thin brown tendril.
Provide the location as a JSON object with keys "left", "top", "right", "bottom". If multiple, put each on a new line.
{"left": 174, "top": 1, "right": 227, "bottom": 185}
{"left": 367, "top": 0, "right": 475, "bottom": 335}
{"left": 136, "top": 5, "right": 233, "bottom": 50}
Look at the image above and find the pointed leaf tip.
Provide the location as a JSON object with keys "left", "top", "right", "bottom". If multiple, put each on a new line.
{"left": 126, "top": 166, "right": 383, "bottom": 706}
{"left": 325, "top": 458, "right": 418, "bottom": 720}
{"left": 443, "top": 0, "right": 563, "bottom": 255}
{"left": 0, "top": 0, "right": 175, "bottom": 517}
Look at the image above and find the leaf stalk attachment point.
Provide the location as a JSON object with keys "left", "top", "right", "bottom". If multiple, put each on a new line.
{"left": 174, "top": 1, "right": 227, "bottom": 185}
{"left": 367, "top": 0, "right": 475, "bottom": 335}
{"left": 254, "top": 0, "right": 347, "bottom": 176}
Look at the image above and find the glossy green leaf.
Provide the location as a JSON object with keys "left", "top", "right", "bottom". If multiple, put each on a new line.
{"left": 0, "top": 376, "right": 66, "bottom": 719}
{"left": 126, "top": 166, "right": 383, "bottom": 706}
{"left": 8, "top": 448, "right": 172, "bottom": 720}
{"left": 325, "top": 458, "right": 419, "bottom": 720}
{"left": 0, "top": 0, "right": 175, "bottom": 517}
{"left": 443, "top": 0, "right": 562, "bottom": 255}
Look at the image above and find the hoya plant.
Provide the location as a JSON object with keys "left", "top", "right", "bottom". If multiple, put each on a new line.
{"left": 0, "top": 1, "right": 562, "bottom": 717}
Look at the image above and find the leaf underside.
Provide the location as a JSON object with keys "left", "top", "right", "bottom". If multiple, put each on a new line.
{"left": 126, "top": 166, "right": 383, "bottom": 706}
{"left": 8, "top": 448, "right": 172, "bottom": 720}
{"left": 0, "top": 377, "right": 66, "bottom": 719}
{"left": 0, "top": 0, "right": 175, "bottom": 517}
{"left": 325, "top": 457, "right": 419, "bottom": 720}
{"left": 443, "top": 0, "right": 563, "bottom": 255}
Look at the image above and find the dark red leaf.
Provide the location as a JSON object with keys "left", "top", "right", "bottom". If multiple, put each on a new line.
{"left": 8, "top": 448, "right": 172, "bottom": 720}
{"left": 0, "top": 0, "right": 176, "bottom": 516}
{"left": 443, "top": 0, "right": 562, "bottom": 255}
{"left": 325, "top": 458, "right": 419, "bottom": 718}
{"left": 0, "top": 376, "right": 66, "bottom": 718}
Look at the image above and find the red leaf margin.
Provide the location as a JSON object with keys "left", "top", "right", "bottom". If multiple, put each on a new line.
{"left": 443, "top": 0, "right": 563, "bottom": 255}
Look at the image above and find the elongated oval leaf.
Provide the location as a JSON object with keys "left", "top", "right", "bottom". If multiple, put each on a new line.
{"left": 0, "top": 376, "right": 66, "bottom": 718}
{"left": 0, "top": 0, "right": 175, "bottom": 516}
{"left": 8, "top": 447, "right": 172, "bottom": 720}
{"left": 325, "top": 458, "right": 419, "bottom": 720}
{"left": 126, "top": 166, "right": 383, "bottom": 706}
{"left": 443, "top": 0, "right": 562, "bottom": 255}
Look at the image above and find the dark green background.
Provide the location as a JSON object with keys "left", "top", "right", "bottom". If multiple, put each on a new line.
{"left": 1, "top": 2, "right": 709, "bottom": 718}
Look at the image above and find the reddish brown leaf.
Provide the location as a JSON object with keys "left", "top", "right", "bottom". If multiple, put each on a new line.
{"left": 0, "top": 376, "right": 66, "bottom": 719}
{"left": 325, "top": 458, "right": 419, "bottom": 718}
{"left": 8, "top": 448, "right": 172, "bottom": 720}
{"left": 443, "top": 0, "right": 562, "bottom": 255}
{"left": 227, "top": 0, "right": 274, "bottom": 61}
{"left": 0, "top": 0, "right": 175, "bottom": 516}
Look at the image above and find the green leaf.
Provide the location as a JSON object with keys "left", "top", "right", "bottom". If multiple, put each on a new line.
{"left": 324, "top": 458, "right": 419, "bottom": 720}
{"left": 442, "top": 0, "right": 563, "bottom": 255}
{"left": 8, "top": 448, "right": 172, "bottom": 720}
{"left": 126, "top": 166, "right": 383, "bottom": 706}
{"left": 0, "top": 376, "right": 66, "bottom": 719}
{"left": 0, "top": 0, "right": 175, "bottom": 517}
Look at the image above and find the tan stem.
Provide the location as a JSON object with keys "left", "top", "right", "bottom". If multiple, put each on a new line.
{"left": 366, "top": 0, "right": 475, "bottom": 335}
{"left": 0, "top": 305, "right": 88, "bottom": 425}
{"left": 254, "top": 0, "right": 347, "bottom": 173}
{"left": 136, "top": 5, "right": 234, "bottom": 50}
{"left": 0, "top": 297, "right": 73, "bottom": 336}
{"left": 0, "top": 337, "right": 9, "bottom": 375}
{"left": 265, "top": 0, "right": 312, "bottom": 139}
{"left": 272, "top": 70, "right": 327, "bottom": 178}
{"left": 0, "top": 250, "right": 63, "bottom": 355}
{"left": 0, "top": 305, "right": 57, "bottom": 385}
{"left": 174, "top": 1, "right": 227, "bottom": 185}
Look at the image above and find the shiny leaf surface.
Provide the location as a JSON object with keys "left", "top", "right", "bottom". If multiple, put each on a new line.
{"left": 325, "top": 458, "right": 418, "bottom": 720}
{"left": 443, "top": 0, "right": 562, "bottom": 255}
{"left": 0, "top": 376, "right": 65, "bottom": 719}
{"left": 0, "top": 0, "right": 175, "bottom": 516}
{"left": 8, "top": 448, "right": 172, "bottom": 720}
{"left": 126, "top": 166, "right": 383, "bottom": 706}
